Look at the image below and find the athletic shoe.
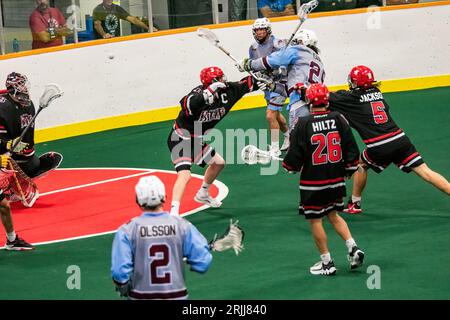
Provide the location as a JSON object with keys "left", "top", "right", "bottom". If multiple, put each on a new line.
{"left": 309, "top": 260, "right": 337, "bottom": 276}
{"left": 194, "top": 192, "right": 222, "bottom": 208}
{"left": 343, "top": 199, "right": 362, "bottom": 214}
{"left": 280, "top": 137, "right": 290, "bottom": 151}
{"left": 348, "top": 246, "right": 365, "bottom": 270}
{"left": 5, "top": 235, "right": 34, "bottom": 251}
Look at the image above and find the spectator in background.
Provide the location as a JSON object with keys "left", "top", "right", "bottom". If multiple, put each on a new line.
{"left": 258, "top": 0, "right": 295, "bottom": 18}
{"left": 386, "top": 0, "right": 419, "bottom": 5}
{"left": 93, "top": 0, "right": 158, "bottom": 40}
{"left": 229, "top": 0, "right": 248, "bottom": 21}
{"left": 29, "top": 0, "right": 71, "bottom": 49}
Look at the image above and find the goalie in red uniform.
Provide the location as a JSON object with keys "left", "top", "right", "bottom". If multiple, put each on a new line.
{"left": 283, "top": 83, "right": 364, "bottom": 276}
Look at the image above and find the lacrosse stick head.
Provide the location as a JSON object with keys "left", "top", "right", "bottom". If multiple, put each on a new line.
{"left": 197, "top": 28, "right": 220, "bottom": 46}
{"left": 39, "top": 83, "right": 63, "bottom": 109}
{"left": 298, "top": 0, "right": 319, "bottom": 21}
{"left": 241, "top": 145, "right": 273, "bottom": 165}
{"left": 209, "top": 219, "right": 245, "bottom": 256}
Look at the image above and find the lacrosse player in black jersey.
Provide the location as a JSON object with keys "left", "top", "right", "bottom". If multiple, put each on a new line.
{"left": 0, "top": 72, "right": 62, "bottom": 180}
{"left": 168, "top": 67, "right": 262, "bottom": 215}
{"left": 329, "top": 66, "right": 450, "bottom": 214}
{"left": 283, "top": 83, "right": 364, "bottom": 276}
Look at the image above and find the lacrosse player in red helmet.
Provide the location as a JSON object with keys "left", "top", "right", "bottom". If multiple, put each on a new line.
{"left": 329, "top": 66, "right": 450, "bottom": 214}
{"left": 283, "top": 83, "right": 364, "bottom": 275}
{"left": 167, "top": 67, "right": 263, "bottom": 216}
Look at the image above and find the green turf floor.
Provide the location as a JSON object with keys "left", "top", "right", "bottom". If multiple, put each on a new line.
{"left": 0, "top": 87, "right": 449, "bottom": 299}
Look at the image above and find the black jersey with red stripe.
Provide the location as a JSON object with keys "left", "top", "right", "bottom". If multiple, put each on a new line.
{"left": 329, "top": 87, "right": 405, "bottom": 148}
{"left": 0, "top": 94, "right": 35, "bottom": 158}
{"left": 283, "top": 110, "right": 359, "bottom": 196}
{"left": 174, "top": 76, "right": 257, "bottom": 137}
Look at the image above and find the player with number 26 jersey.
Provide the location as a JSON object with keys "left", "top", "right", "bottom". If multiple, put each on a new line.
{"left": 283, "top": 88, "right": 359, "bottom": 218}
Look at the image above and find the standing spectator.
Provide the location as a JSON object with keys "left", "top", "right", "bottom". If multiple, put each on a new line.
{"left": 258, "top": 0, "right": 295, "bottom": 18}
{"left": 29, "top": 0, "right": 71, "bottom": 50}
{"left": 229, "top": 0, "right": 248, "bottom": 21}
{"left": 283, "top": 83, "right": 364, "bottom": 276}
{"left": 93, "top": 0, "right": 157, "bottom": 40}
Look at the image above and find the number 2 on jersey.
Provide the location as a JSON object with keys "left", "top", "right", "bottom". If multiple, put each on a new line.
{"left": 149, "top": 244, "right": 171, "bottom": 284}
{"left": 311, "top": 131, "right": 342, "bottom": 165}
{"left": 308, "top": 61, "right": 325, "bottom": 84}
{"left": 370, "top": 101, "right": 388, "bottom": 124}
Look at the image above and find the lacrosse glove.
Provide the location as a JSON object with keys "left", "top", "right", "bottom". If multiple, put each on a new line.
{"left": 0, "top": 155, "right": 10, "bottom": 168}
{"left": 5, "top": 137, "right": 29, "bottom": 154}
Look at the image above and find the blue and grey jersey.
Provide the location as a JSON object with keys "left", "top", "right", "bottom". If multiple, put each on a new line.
{"left": 111, "top": 211, "right": 212, "bottom": 300}
{"left": 249, "top": 35, "right": 286, "bottom": 82}
{"left": 250, "top": 44, "right": 325, "bottom": 107}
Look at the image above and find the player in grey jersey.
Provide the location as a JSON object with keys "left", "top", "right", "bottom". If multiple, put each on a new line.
{"left": 111, "top": 175, "right": 212, "bottom": 300}
{"left": 249, "top": 18, "right": 289, "bottom": 156}
{"left": 239, "top": 28, "right": 325, "bottom": 134}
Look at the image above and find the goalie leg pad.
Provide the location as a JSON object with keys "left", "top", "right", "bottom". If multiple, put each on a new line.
{"left": 33, "top": 152, "right": 63, "bottom": 179}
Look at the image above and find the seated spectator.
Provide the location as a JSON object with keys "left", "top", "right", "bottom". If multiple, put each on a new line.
{"left": 29, "top": 0, "right": 71, "bottom": 50}
{"left": 258, "top": 0, "right": 296, "bottom": 18}
{"left": 93, "top": 0, "right": 158, "bottom": 40}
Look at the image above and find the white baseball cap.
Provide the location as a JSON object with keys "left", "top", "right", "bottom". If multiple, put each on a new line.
{"left": 135, "top": 175, "right": 166, "bottom": 207}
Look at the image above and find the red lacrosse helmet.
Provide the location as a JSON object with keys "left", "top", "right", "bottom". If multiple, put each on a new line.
{"left": 348, "top": 65, "right": 376, "bottom": 89}
{"left": 6, "top": 72, "right": 31, "bottom": 106}
{"left": 200, "top": 67, "right": 225, "bottom": 87}
{"left": 305, "top": 83, "right": 329, "bottom": 107}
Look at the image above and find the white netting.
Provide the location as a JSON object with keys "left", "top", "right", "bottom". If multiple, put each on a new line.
{"left": 241, "top": 145, "right": 280, "bottom": 165}
{"left": 0, "top": 160, "right": 39, "bottom": 208}
{"left": 39, "top": 83, "right": 63, "bottom": 108}
{"left": 197, "top": 28, "right": 219, "bottom": 45}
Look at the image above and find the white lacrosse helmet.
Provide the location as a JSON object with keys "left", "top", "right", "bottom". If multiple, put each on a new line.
{"left": 292, "top": 29, "right": 318, "bottom": 47}
{"left": 135, "top": 175, "right": 166, "bottom": 207}
{"left": 252, "top": 18, "right": 272, "bottom": 42}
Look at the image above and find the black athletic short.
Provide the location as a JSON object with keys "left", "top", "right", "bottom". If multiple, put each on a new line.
{"left": 361, "top": 136, "right": 424, "bottom": 174}
{"left": 298, "top": 177, "right": 347, "bottom": 220}
{"left": 167, "top": 129, "right": 215, "bottom": 172}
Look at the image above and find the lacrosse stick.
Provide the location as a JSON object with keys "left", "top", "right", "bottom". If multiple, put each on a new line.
{"left": 241, "top": 145, "right": 282, "bottom": 165}
{"left": 286, "top": 0, "right": 319, "bottom": 46}
{"left": 197, "top": 27, "right": 264, "bottom": 81}
{"left": 11, "top": 83, "right": 63, "bottom": 152}
{"left": 209, "top": 219, "right": 245, "bottom": 256}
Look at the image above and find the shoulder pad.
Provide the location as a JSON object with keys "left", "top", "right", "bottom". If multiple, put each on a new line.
{"left": 250, "top": 42, "right": 259, "bottom": 51}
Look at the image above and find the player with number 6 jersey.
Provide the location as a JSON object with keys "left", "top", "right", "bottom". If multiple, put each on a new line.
{"left": 329, "top": 65, "right": 450, "bottom": 214}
